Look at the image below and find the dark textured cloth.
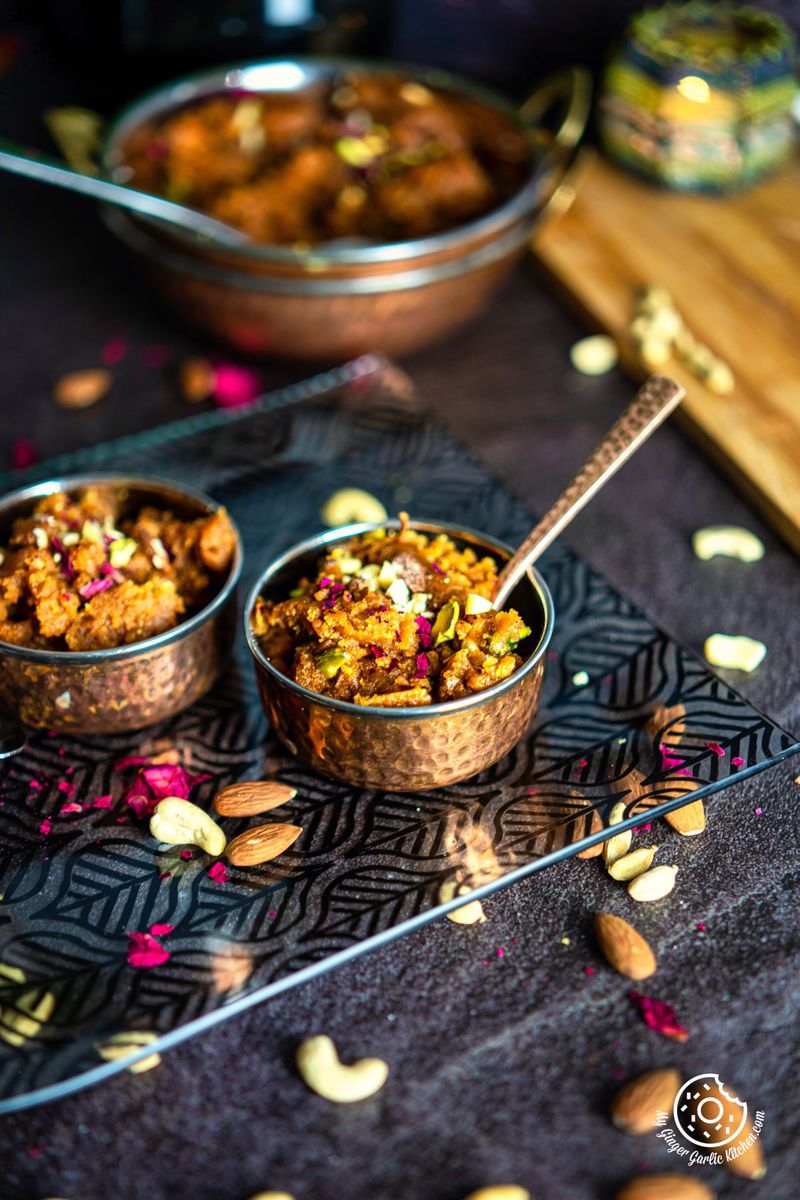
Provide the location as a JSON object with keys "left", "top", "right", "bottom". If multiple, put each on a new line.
{"left": 1, "top": 28, "right": 799, "bottom": 1200}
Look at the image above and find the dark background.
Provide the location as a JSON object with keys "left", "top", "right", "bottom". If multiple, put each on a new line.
{"left": 1, "top": 4, "right": 799, "bottom": 1199}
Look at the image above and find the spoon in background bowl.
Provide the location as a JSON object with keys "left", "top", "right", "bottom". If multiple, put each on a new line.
{"left": 493, "top": 374, "right": 685, "bottom": 609}
{"left": 0, "top": 138, "right": 251, "bottom": 249}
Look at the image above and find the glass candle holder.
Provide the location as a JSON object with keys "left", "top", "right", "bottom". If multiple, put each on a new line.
{"left": 600, "top": 2, "right": 797, "bottom": 192}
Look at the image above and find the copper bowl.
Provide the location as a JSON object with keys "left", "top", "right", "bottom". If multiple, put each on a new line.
{"left": 245, "top": 520, "right": 554, "bottom": 790}
{"left": 0, "top": 475, "right": 242, "bottom": 734}
{"left": 100, "top": 60, "right": 589, "bottom": 360}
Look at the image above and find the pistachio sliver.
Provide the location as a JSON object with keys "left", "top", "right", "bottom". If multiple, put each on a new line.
{"left": 109, "top": 537, "right": 138, "bottom": 568}
{"left": 317, "top": 649, "right": 349, "bottom": 679}
{"left": 432, "top": 600, "right": 460, "bottom": 646}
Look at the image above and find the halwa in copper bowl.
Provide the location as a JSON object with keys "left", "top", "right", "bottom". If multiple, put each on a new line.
{"left": 245, "top": 520, "right": 554, "bottom": 790}
{"left": 100, "top": 59, "right": 589, "bottom": 360}
{"left": 0, "top": 475, "right": 242, "bottom": 734}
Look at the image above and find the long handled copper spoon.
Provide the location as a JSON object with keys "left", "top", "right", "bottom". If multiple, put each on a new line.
{"left": 493, "top": 374, "right": 685, "bottom": 609}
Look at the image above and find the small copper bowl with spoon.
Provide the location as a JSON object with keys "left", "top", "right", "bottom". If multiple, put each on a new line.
{"left": 245, "top": 376, "right": 684, "bottom": 790}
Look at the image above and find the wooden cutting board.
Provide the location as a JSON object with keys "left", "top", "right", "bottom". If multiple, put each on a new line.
{"left": 533, "top": 150, "right": 800, "bottom": 554}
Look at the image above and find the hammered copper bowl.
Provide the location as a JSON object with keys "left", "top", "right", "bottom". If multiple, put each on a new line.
{"left": 245, "top": 521, "right": 554, "bottom": 791}
{"left": 100, "top": 59, "right": 589, "bottom": 360}
{"left": 0, "top": 475, "right": 242, "bottom": 734}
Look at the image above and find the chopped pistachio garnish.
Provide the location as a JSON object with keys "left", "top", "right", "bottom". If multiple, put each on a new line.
{"left": 317, "top": 649, "right": 349, "bottom": 679}
{"left": 432, "top": 600, "right": 459, "bottom": 646}
{"left": 81, "top": 519, "right": 103, "bottom": 545}
{"left": 335, "top": 136, "right": 378, "bottom": 167}
{"left": 109, "top": 537, "right": 138, "bottom": 568}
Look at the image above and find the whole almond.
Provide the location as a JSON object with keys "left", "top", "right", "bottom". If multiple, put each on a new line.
{"left": 179, "top": 357, "right": 215, "bottom": 403}
{"left": 226, "top": 822, "right": 302, "bottom": 867}
{"left": 644, "top": 703, "right": 687, "bottom": 743}
{"left": 608, "top": 845, "right": 658, "bottom": 882}
{"left": 611, "top": 1068, "right": 681, "bottom": 1133}
{"left": 664, "top": 799, "right": 706, "bottom": 837}
{"left": 594, "top": 912, "right": 657, "bottom": 980}
{"left": 214, "top": 781, "right": 297, "bottom": 817}
{"left": 628, "top": 865, "right": 678, "bottom": 903}
{"left": 576, "top": 807, "right": 604, "bottom": 858}
{"left": 54, "top": 367, "right": 111, "bottom": 409}
{"left": 616, "top": 1175, "right": 714, "bottom": 1200}
{"left": 727, "top": 1117, "right": 766, "bottom": 1180}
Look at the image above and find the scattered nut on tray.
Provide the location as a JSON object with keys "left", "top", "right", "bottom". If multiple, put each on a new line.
{"left": 296, "top": 1034, "right": 388, "bottom": 1103}
{"left": 630, "top": 286, "right": 735, "bottom": 394}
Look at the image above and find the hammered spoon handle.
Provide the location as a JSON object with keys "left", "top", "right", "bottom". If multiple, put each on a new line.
{"left": 493, "top": 374, "right": 685, "bottom": 609}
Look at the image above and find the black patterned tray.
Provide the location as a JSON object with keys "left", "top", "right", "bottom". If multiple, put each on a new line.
{"left": 1, "top": 356, "right": 797, "bottom": 1112}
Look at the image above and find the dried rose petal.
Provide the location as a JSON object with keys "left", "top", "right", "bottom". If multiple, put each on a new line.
{"left": 368, "top": 644, "right": 385, "bottom": 660}
{"left": 208, "top": 861, "right": 229, "bottom": 884}
{"left": 415, "top": 615, "right": 433, "bottom": 648}
{"left": 59, "top": 802, "right": 83, "bottom": 815}
{"left": 126, "top": 931, "right": 170, "bottom": 969}
{"left": 142, "top": 763, "right": 209, "bottom": 800}
{"left": 114, "top": 755, "right": 150, "bottom": 771}
{"left": 39, "top": 817, "right": 51, "bottom": 835}
{"left": 124, "top": 771, "right": 159, "bottom": 819}
{"left": 12, "top": 439, "right": 37, "bottom": 470}
{"left": 629, "top": 990, "right": 689, "bottom": 1041}
{"left": 79, "top": 577, "right": 115, "bottom": 600}
{"left": 101, "top": 336, "right": 128, "bottom": 366}
{"left": 414, "top": 652, "right": 430, "bottom": 678}
{"left": 92, "top": 794, "right": 113, "bottom": 809}
{"left": 148, "top": 922, "right": 175, "bottom": 937}
{"left": 212, "top": 363, "right": 260, "bottom": 409}
{"left": 430, "top": 562, "right": 445, "bottom": 575}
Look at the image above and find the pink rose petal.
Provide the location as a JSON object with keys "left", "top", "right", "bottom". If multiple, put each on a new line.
{"left": 629, "top": 990, "right": 689, "bottom": 1041}
{"left": 212, "top": 363, "right": 261, "bottom": 409}
{"left": 93, "top": 794, "right": 113, "bottom": 809}
{"left": 101, "top": 336, "right": 128, "bottom": 366}
{"left": 126, "top": 931, "right": 170, "bottom": 969}
{"left": 59, "top": 802, "right": 83, "bottom": 815}
{"left": 12, "top": 439, "right": 37, "bottom": 470}
{"left": 148, "top": 922, "right": 175, "bottom": 937}
{"left": 208, "top": 861, "right": 229, "bottom": 884}
{"left": 39, "top": 817, "right": 51, "bottom": 835}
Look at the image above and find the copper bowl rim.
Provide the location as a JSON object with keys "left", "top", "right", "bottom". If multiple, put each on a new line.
{"left": 244, "top": 519, "right": 554, "bottom": 722}
{"left": 0, "top": 473, "right": 243, "bottom": 666}
{"left": 101, "top": 55, "right": 550, "bottom": 270}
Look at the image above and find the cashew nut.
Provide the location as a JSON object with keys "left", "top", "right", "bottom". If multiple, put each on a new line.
{"left": 692, "top": 526, "right": 764, "bottom": 563}
{"left": 296, "top": 1034, "right": 388, "bottom": 1103}
{"left": 0, "top": 989, "right": 56, "bottom": 1046}
{"left": 438, "top": 879, "right": 486, "bottom": 925}
{"left": 704, "top": 633, "right": 766, "bottom": 673}
{"left": 569, "top": 335, "right": 618, "bottom": 376}
{"left": 465, "top": 1188, "right": 530, "bottom": 1200}
{"left": 96, "top": 1030, "right": 161, "bottom": 1074}
{"left": 321, "top": 488, "right": 387, "bottom": 528}
{"left": 248, "top": 1193, "right": 295, "bottom": 1200}
{"left": 150, "top": 796, "right": 227, "bottom": 856}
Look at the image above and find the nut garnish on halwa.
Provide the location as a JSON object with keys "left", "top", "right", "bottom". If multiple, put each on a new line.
{"left": 251, "top": 515, "right": 532, "bottom": 706}
{"left": 0, "top": 486, "right": 236, "bottom": 651}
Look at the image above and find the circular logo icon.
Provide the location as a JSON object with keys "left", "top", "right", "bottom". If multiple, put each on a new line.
{"left": 673, "top": 1073, "right": 748, "bottom": 1148}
